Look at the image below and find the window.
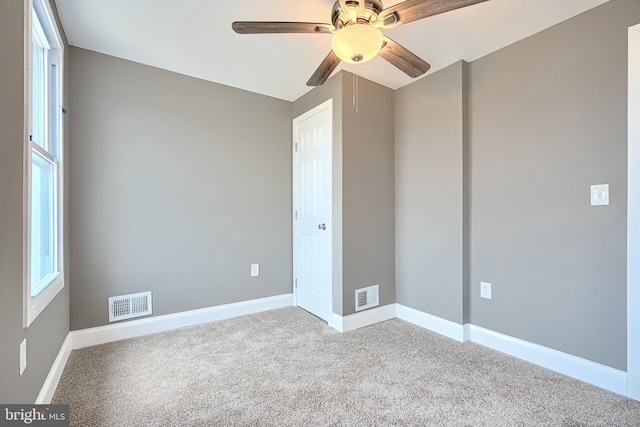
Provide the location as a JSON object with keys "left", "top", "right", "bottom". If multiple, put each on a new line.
{"left": 24, "top": 0, "right": 64, "bottom": 327}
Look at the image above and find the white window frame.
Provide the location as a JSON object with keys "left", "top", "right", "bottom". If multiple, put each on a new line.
{"left": 23, "top": 0, "right": 65, "bottom": 327}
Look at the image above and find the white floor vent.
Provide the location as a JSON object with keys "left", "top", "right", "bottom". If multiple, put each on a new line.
{"left": 355, "top": 285, "right": 379, "bottom": 312}
{"left": 109, "top": 291, "right": 153, "bottom": 322}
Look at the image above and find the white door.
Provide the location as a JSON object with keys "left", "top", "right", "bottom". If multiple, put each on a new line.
{"left": 293, "top": 99, "right": 333, "bottom": 322}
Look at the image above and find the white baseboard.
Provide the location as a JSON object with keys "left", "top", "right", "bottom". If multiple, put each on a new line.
{"left": 35, "top": 332, "right": 72, "bottom": 404}
{"left": 463, "top": 323, "right": 472, "bottom": 342}
{"left": 396, "top": 304, "right": 466, "bottom": 342}
{"left": 394, "top": 306, "right": 628, "bottom": 397}
{"left": 329, "top": 304, "right": 396, "bottom": 333}
{"left": 40, "top": 297, "right": 631, "bottom": 403}
{"left": 71, "top": 293, "right": 293, "bottom": 349}
{"left": 466, "top": 324, "right": 628, "bottom": 396}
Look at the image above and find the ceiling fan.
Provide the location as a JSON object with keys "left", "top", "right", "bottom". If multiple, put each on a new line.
{"left": 232, "top": 0, "right": 488, "bottom": 86}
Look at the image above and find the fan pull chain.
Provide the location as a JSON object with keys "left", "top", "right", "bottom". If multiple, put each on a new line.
{"left": 352, "top": 65, "right": 359, "bottom": 113}
{"left": 356, "top": 72, "right": 359, "bottom": 113}
{"left": 352, "top": 71, "right": 356, "bottom": 110}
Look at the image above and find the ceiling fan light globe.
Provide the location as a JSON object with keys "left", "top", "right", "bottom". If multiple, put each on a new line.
{"left": 331, "top": 24, "right": 383, "bottom": 64}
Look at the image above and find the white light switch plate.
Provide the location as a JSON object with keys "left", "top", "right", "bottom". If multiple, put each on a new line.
{"left": 481, "top": 282, "right": 492, "bottom": 300}
{"left": 19, "top": 339, "right": 26, "bottom": 376}
{"left": 591, "top": 184, "right": 609, "bottom": 206}
{"left": 250, "top": 264, "right": 260, "bottom": 277}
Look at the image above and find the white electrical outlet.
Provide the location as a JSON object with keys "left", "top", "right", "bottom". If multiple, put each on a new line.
{"left": 19, "top": 339, "right": 27, "bottom": 376}
{"left": 250, "top": 264, "right": 260, "bottom": 277}
{"left": 591, "top": 184, "right": 609, "bottom": 206}
{"left": 481, "top": 282, "right": 492, "bottom": 300}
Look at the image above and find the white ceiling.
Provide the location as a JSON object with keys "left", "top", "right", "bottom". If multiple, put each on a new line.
{"left": 55, "top": 0, "right": 610, "bottom": 102}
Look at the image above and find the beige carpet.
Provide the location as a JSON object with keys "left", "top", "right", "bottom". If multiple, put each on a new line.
{"left": 53, "top": 307, "right": 640, "bottom": 426}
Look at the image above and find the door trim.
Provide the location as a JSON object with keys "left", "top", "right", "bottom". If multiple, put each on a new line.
{"left": 292, "top": 99, "right": 333, "bottom": 314}
{"left": 628, "top": 23, "right": 640, "bottom": 400}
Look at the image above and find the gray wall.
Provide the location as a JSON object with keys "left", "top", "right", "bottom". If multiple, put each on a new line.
{"left": 0, "top": 0, "right": 70, "bottom": 403}
{"left": 394, "top": 0, "right": 639, "bottom": 370}
{"left": 341, "top": 73, "right": 395, "bottom": 316}
{"left": 469, "top": 0, "right": 639, "bottom": 370}
{"left": 293, "top": 72, "right": 395, "bottom": 316}
{"left": 69, "top": 48, "right": 293, "bottom": 330}
{"left": 395, "top": 61, "right": 469, "bottom": 324}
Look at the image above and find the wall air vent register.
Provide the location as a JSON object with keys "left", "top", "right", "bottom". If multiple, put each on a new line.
{"left": 108, "top": 291, "right": 152, "bottom": 322}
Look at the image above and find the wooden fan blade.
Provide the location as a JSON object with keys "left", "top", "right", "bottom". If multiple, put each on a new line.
{"left": 379, "top": 36, "right": 430, "bottom": 78}
{"left": 379, "top": 0, "right": 488, "bottom": 27}
{"left": 307, "top": 50, "right": 341, "bottom": 86}
{"left": 232, "top": 22, "right": 334, "bottom": 34}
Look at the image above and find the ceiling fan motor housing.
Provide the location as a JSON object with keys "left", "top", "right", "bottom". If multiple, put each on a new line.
{"left": 331, "top": 0, "right": 384, "bottom": 29}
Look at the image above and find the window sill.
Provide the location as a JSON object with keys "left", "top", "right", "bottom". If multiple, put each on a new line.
{"left": 32, "top": 271, "right": 60, "bottom": 296}
{"left": 24, "top": 273, "right": 64, "bottom": 327}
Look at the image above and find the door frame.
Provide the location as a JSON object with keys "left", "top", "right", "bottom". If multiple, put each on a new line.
{"left": 292, "top": 99, "right": 333, "bottom": 313}
{"left": 628, "top": 23, "right": 640, "bottom": 400}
